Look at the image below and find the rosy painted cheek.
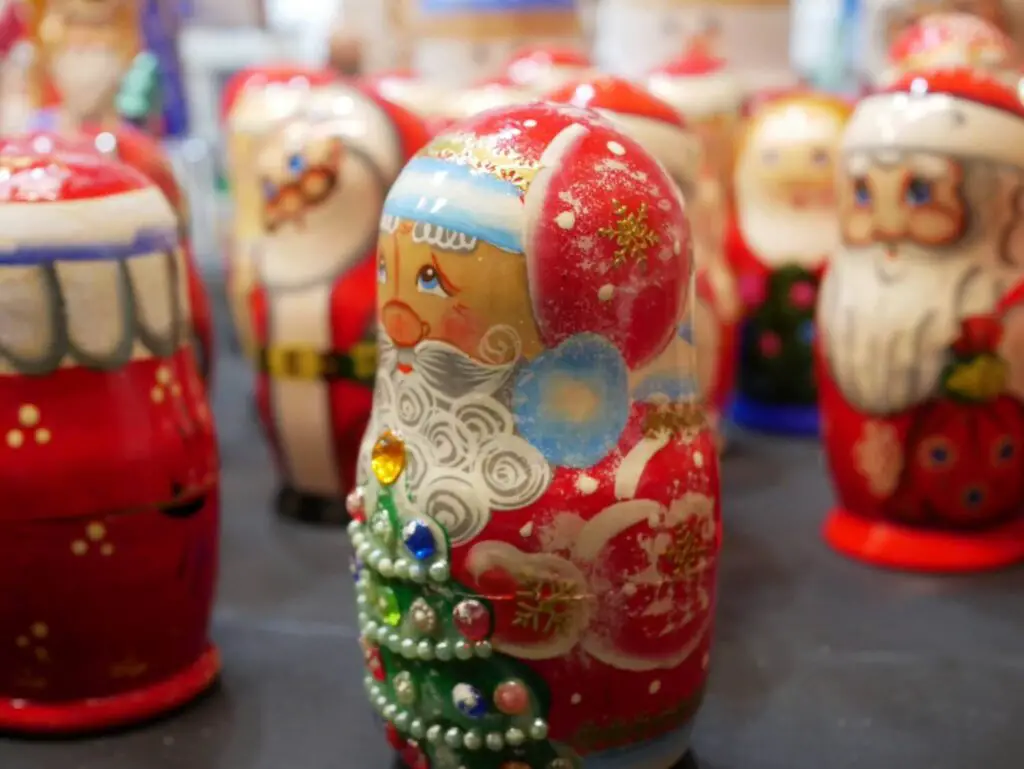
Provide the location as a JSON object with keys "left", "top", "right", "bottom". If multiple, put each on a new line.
{"left": 437, "top": 306, "right": 487, "bottom": 355}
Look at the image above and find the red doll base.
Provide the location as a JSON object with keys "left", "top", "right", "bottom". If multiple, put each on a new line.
{"left": 824, "top": 507, "right": 1024, "bottom": 573}
{"left": 0, "top": 645, "right": 220, "bottom": 735}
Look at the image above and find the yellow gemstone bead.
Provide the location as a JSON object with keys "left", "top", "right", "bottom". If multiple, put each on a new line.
{"left": 371, "top": 430, "right": 406, "bottom": 486}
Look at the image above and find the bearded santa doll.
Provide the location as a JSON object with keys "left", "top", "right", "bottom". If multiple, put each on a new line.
{"left": 350, "top": 103, "right": 720, "bottom": 769}
{"left": 220, "top": 66, "right": 338, "bottom": 364}
{"left": 729, "top": 92, "right": 853, "bottom": 435}
{"left": 250, "top": 84, "right": 429, "bottom": 525}
{"left": 545, "top": 75, "right": 739, "bottom": 451}
{"left": 504, "top": 45, "right": 594, "bottom": 93}
{"left": 28, "top": 0, "right": 140, "bottom": 131}
{"left": 818, "top": 68, "right": 1024, "bottom": 572}
{"left": 880, "top": 11, "right": 1020, "bottom": 85}
{"left": 0, "top": 141, "right": 219, "bottom": 734}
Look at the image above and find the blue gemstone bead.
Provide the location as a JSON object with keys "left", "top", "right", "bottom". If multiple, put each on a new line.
{"left": 287, "top": 153, "right": 306, "bottom": 174}
{"left": 452, "top": 683, "right": 487, "bottom": 718}
{"left": 402, "top": 520, "right": 436, "bottom": 561}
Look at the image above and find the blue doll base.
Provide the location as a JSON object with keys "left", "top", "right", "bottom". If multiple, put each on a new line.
{"left": 730, "top": 393, "right": 820, "bottom": 437}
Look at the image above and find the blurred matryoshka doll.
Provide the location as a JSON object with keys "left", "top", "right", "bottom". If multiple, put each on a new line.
{"left": 27, "top": 0, "right": 141, "bottom": 131}
{"left": 818, "top": 68, "right": 1024, "bottom": 572}
{"left": 545, "top": 74, "right": 739, "bottom": 450}
{"left": 881, "top": 11, "right": 1019, "bottom": 85}
{"left": 504, "top": 44, "right": 593, "bottom": 93}
{"left": 220, "top": 65, "right": 338, "bottom": 363}
{"left": 730, "top": 92, "right": 853, "bottom": 435}
{"left": 443, "top": 75, "right": 535, "bottom": 125}
{"left": 250, "top": 83, "right": 430, "bottom": 524}
{"left": 0, "top": 138, "right": 219, "bottom": 734}
{"left": 365, "top": 70, "right": 457, "bottom": 136}
{"left": 351, "top": 101, "right": 721, "bottom": 769}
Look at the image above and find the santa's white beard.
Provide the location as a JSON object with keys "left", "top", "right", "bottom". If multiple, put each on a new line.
{"left": 361, "top": 330, "right": 552, "bottom": 545}
{"left": 819, "top": 245, "right": 1006, "bottom": 415}
{"left": 50, "top": 47, "right": 123, "bottom": 120}
{"left": 737, "top": 195, "right": 839, "bottom": 270}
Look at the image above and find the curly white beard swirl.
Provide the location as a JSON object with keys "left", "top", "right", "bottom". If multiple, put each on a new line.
{"left": 453, "top": 394, "right": 513, "bottom": 443}
{"left": 395, "top": 374, "right": 434, "bottom": 428}
{"left": 423, "top": 411, "right": 474, "bottom": 468}
{"left": 416, "top": 471, "right": 490, "bottom": 544}
{"left": 475, "top": 434, "right": 552, "bottom": 511}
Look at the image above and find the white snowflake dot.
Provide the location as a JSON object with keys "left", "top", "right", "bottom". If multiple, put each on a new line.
{"left": 571, "top": 693, "right": 582, "bottom": 705}
{"left": 622, "top": 582, "right": 637, "bottom": 597}
{"left": 673, "top": 238, "right": 681, "bottom": 255}
{"left": 607, "top": 141, "right": 626, "bottom": 156}
{"left": 598, "top": 284, "right": 614, "bottom": 302}
{"left": 519, "top": 521, "right": 535, "bottom": 538}
{"left": 524, "top": 119, "right": 538, "bottom": 128}
{"left": 575, "top": 474, "right": 599, "bottom": 494}
{"left": 649, "top": 680, "right": 661, "bottom": 694}
{"left": 555, "top": 210, "right": 575, "bottom": 230}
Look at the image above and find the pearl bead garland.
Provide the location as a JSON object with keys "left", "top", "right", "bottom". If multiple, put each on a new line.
{"left": 349, "top": 522, "right": 450, "bottom": 585}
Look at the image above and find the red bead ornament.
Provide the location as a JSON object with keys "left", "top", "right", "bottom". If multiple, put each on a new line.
{"left": 493, "top": 680, "right": 530, "bottom": 715}
{"left": 385, "top": 722, "right": 405, "bottom": 751}
{"left": 452, "top": 599, "right": 491, "bottom": 642}
{"left": 346, "top": 488, "right": 366, "bottom": 522}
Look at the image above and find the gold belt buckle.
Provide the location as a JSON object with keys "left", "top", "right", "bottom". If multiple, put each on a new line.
{"left": 351, "top": 342, "right": 377, "bottom": 381}
{"left": 268, "top": 347, "right": 322, "bottom": 380}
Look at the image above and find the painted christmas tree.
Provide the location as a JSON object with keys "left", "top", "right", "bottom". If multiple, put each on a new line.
{"left": 348, "top": 429, "right": 579, "bottom": 769}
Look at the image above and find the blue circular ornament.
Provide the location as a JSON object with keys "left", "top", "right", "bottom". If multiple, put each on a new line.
{"left": 402, "top": 520, "right": 437, "bottom": 561}
{"left": 452, "top": 682, "right": 487, "bottom": 719}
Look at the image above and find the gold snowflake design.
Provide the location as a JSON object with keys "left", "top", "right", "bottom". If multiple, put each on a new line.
{"left": 512, "top": 574, "right": 580, "bottom": 635}
{"left": 423, "top": 134, "right": 537, "bottom": 193}
{"left": 664, "top": 524, "right": 710, "bottom": 579}
{"left": 598, "top": 200, "right": 661, "bottom": 268}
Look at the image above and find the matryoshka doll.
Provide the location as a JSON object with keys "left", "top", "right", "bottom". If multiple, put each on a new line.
{"left": 731, "top": 92, "right": 853, "bottom": 435}
{"left": 444, "top": 76, "right": 535, "bottom": 126}
{"left": 251, "top": 84, "right": 430, "bottom": 524}
{"left": 350, "top": 103, "right": 721, "bottom": 769}
{"left": 504, "top": 45, "right": 593, "bottom": 93}
{"left": 545, "top": 75, "right": 739, "bottom": 449}
{"left": 87, "top": 125, "right": 215, "bottom": 384}
{"left": 818, "top": 68, "right": 1024, "bottom": 572}
{"left": 366, "top": 70, "right": 457, "bottom": 137}
{"left": 0, "top": 141, "right": 219, "bottom": 733}
{"left": 220, "top": 65, "right": 337, "bottom": 363}
{"left": 881, "top": 11, "right": 1019, "bottom": 85}
{"left": 27, "top": 0, "right": 140, "bottom": 131}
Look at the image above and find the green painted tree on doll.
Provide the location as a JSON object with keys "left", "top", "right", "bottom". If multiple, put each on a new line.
{"left": 348, "top": 430, "right": 578, "bottom": 769}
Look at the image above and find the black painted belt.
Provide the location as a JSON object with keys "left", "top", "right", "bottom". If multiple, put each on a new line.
{"left": 257, "top": 343, "right": 376, "bottom": 384}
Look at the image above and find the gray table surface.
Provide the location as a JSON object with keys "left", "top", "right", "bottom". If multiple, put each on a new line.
{"left": 3, "top": 285, "right": 1024, "bottom": 769}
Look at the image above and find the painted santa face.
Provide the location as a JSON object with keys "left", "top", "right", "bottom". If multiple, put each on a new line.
{"left": 820, "top": 150, "right": 1013, "bottom": 415}
{"left": 735, "top": 99, "right": 849, "bottom": 269}
{"left": 255, "top": 118, "right": 385, "bottom": 289}
{"left": 0, "top": 197, "right": 189, "bottom": 376}
{"left": 376, "top": 218, "right": 544, "bottom": 385}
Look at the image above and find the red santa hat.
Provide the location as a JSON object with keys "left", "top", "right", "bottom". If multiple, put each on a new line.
{"left": 383, "top": 102, "right": 691, "bottom": 369}
{"left": 0, "top": 139, "right": 177, "bottom": 257}
{"left": 646, "top": 48, "right": 744, "bottom": 119}
{"left": 544, "top": 76, "right": 702, "bottom": 190}
{"left": 505, "top": 46, "right": 593, "bottom": 91}
{"left": 845, "top": 68, "right": 1024, "bottom": 169}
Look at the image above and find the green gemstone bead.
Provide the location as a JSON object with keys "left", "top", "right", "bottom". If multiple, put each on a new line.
{"left": 376, "top": 587, "right": 401, "bottom": 626}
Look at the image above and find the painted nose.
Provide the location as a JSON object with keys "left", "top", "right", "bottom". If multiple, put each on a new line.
{"left": 382, "top": 301, "right": 427, "bottom": 348}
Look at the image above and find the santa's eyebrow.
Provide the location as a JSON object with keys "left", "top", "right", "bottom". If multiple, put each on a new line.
{"left": 430, "top": 252, "right": 462, "bottom": 296}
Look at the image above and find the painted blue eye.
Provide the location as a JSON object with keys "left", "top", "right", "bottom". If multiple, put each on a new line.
{"left": 287, "top": 153, "right": 306, "bottom": 174}
{"left": 905, "top": 177, "right": 932, "bottom": 206}
{"left": 416, "top": 265, "right": 448, "bottom": 297}
{"left": 853, "top": 178, "right": 871, "bottom": 206}
{"left": 377, "top": 256, "right": 387, "bottom": 284}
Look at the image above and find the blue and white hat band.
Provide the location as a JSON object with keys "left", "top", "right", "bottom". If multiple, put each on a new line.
{"left": 383, "top": 156, "right": 525, "bottom": 254}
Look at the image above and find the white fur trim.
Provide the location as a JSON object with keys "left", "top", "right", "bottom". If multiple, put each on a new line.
{"left": 226, "top": 85, "right": 310, "bottom": 134}
{"left": 0, "top": 186, "right": 176, "bottom": 251}
{"left": 597, "top": 109, "right": 702, "bottom": 186}
{"left": 646, "top": 70, "right": 744, "bottom": 118}
{"left": 843, "top": 91, "right": 1024, "bottom": 170}
{"left": 375, "top": 78, "right": 456, "bottom": 119}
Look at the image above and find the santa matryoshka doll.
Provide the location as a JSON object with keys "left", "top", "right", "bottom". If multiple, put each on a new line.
{"left": 730, "top": 92, "right": 852, "bottom": 435}
{"left": 87, "top": 125, "right": 215, "bottom": 384}
{"left": 251, "top": 83, "right": 430, "bottom": 524}
{"left": 882, "top": 11, "right": 1019, "bottom": 85}
{"left": 0, "top": 140, "right": 219, "bottom": 733}
{"left": 545, "top": 75, "right": 739, "bottom": 450}
{"left": 28, "top": 0, "right": 140, "bottom": 131}
{"left": 220, "top": 66, "right": 337, "bottom": 363}
{"left": 505, "top": 46, "right": 593, "bottom": 93}
{"left": 818, "top": 68, "right": 1024, "bottom": 572}
{"left": 349, "top": 102, "right": 721, "bottom": 769}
